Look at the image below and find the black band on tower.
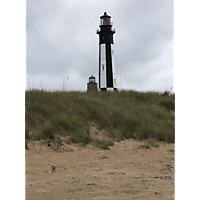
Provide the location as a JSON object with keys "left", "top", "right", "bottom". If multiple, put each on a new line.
{"left": 106, "top": 43, "right": 113, "bottom": 87}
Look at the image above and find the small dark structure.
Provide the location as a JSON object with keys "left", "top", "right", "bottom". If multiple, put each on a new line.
{"left": 87, "top": 75, "right": 98, "bottom": 91}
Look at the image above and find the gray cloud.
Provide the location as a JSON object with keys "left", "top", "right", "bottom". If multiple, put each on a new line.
{"left": 26, "top": 0, "right": 174, "bottom": 92}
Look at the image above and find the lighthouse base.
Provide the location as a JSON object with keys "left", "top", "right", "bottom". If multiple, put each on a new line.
{"left": 100, "top": 88, "right": 118, "bottom": 92}
{"left": 87, "top": 83, "right": 98, "bottom": 91}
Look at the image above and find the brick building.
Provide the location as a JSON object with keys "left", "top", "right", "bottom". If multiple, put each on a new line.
{"left": 87, "top": 75, "right": 98, "bottom": 91}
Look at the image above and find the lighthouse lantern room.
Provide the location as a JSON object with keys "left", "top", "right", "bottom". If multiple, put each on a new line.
{"left": 97, "top": 12, "right": 117, "bottom": 91}
{"left": 87, "top": 75, "right": 97, "bottom": 91}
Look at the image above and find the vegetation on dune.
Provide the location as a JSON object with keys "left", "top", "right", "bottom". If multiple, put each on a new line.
{"left": 25, "top": 89, "right": 175, "bottom": 149}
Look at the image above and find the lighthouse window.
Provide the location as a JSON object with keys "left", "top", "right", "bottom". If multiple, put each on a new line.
{"left": 102, "top": 64, "right": 104, "bottom": 71}
{"left": 101, "top": 18, "right": 111, "bottom": 25}
{"left": 104, "top": 18, "right": 110, "bottom": 25}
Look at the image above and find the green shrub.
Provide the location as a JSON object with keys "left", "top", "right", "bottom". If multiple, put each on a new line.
{"left": 160, "top": 99, "right": 175, "bottom": 111}
{"left": 68, "top": 132, "right": 92, "bottom": 145}
{"left": 95, "top": 139, "right": 114, "bottom": 150}
{"left": 166, "top": 130, "right": 175, "bottom": 143}
{"left": 42, "top": 126, "right": 55, "bottom": 139}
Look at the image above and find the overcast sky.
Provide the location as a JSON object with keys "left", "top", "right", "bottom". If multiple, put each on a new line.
{"left": 26, "top": 0, "right": 174, "bottom": 92}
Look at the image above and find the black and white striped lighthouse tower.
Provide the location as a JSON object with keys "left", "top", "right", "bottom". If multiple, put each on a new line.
{"left": 97, "top": 12, "right": 117, "bottom": 91}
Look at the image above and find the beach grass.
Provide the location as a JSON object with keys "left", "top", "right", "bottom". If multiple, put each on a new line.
{"left": 25, "top": 89, "right": 175, "bottom": 148}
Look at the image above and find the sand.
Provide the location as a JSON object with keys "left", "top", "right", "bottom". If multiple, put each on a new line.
{"left": 25, "top": 138, "right": 174, "bottom": 200}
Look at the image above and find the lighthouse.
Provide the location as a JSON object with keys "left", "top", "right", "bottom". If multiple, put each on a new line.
{"left": 97, "top": 12, "right": 117, "bottom": 91}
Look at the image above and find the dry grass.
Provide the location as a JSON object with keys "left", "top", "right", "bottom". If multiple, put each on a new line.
{"left": 25, "top": 89, "right": 175, "bottom": 148}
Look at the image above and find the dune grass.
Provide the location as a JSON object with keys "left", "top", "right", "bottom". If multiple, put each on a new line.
{"left": 95, "top": 139, "right": 115, "bottom": 150}
{"left": 25, "top": 89, "right": 175, "bottom": 148}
